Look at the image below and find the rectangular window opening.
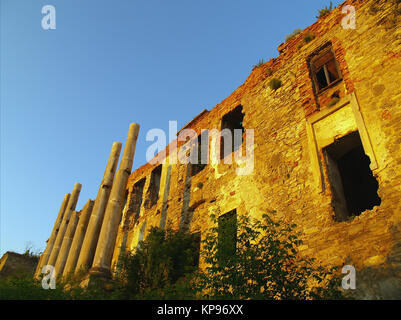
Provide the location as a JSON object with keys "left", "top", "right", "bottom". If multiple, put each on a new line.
{"left": 309, "top": 45, "right": 342, "bottom": 93}
{"left": 132, "top": 178, "right": 146, "bottom": 218}
{"left": 221, "top": 106, "right": 245, "bottom": 159}
{"left": 146, "top": 165, "right": 162, "bottom": 207}
{"left": 191, "top": 132, "right": 208, "bottom": 176}
{"left": 324, "top": 131, "right": 381, "bottom": 221}
{"left": 217, "top": 209, "right": 237, "bottom": 265}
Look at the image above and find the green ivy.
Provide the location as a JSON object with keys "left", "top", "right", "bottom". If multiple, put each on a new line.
{"left": 196, "top": 212, "right": 345, "bottom": 300}
{"left": 115, "top": 226, "right": 200, "bottom": 299}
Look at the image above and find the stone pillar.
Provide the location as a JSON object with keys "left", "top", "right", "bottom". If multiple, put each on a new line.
{"left": 54, "top": 210, "right": 79, "bottom": 277}
{"left": 34, "top": 193, "right": 71, "bottom": 278}
{"left": 90, "top": 123, "right": 140, "bottom": 278}
{"left": 62, "top": 199, "right": 94, "bottom": 277}
{"left": 47, "top": 183, "right": 82, "bottom": 268}
{"left": 75, "top": 142, "right": 122, "bottom": 273}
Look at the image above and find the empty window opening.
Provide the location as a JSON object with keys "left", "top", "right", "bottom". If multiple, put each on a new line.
{"left": 309, "top": 45, "right": 341, "bottom": 93}
{"left": 132, "top": 178, "right": 146, "bottom": 218}
{"left": 146, "top": 165, "right": 162, "bottom": 207}
{"left": 221, "top": 106, "right": 245, "bottom": 159}
{"left": 191, "top": 132, "right": 208, "bottom": 176}
{"left": 324, "top": 132, "right": 381, "bottom": 221}
{"left": 217, "top": 210, "right": 237, "bottom": 265}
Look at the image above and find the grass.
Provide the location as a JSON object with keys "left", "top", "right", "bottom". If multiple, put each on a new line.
{"left": 252, "top": 59, "right": 265, "bottom": 70}
{"left": 317, "top": 2, "right": 333, "bottom": 19}
{"left": 304, "top": 32, "right": 316, "bottom": 43}
{"left": 285, "top": 28, "right": 303, "bottom": 42}
{"left": 22, "top": 249, "right": 41, "bottom": 263}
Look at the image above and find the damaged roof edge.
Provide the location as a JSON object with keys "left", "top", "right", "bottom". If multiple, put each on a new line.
{"left": 176, "top": 109, "right": 209, "bottom": 135}
{"left": 128, "top": 0, "right": 359, "bottom": 181}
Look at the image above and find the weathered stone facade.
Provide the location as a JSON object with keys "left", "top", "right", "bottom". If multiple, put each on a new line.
{"left": 36, "top": 0, "right": 401, "bottom": 299}
{"left": 111, "top": 0, "right": 401, "bottom": 299}
{"left": 0, "top": 252, "right": 37, "bottom": 279}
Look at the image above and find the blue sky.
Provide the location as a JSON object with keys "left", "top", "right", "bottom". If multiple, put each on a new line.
{"left": 0, "top": 0, "right": 344, "bottom": 256}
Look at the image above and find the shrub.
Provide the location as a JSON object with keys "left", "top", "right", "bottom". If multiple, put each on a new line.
{"left": 115, "top": 226, "right": 200, "bottom": 299}
{"left": 304, "top": 32, "right": 316, "bottom": 43}
{"left": 317, "top": 2, "right": 333, "bottom": 19}
{"left": 285, "top": 28, "right": 303, "bottom": 42}
{"left": 0, "top": 272, "right": 108, "bottom": 300}
{"left": 116, "top": 214, "right": 346, "bottom": 300}
{"left": 1, "top": 214, "right": 347, "bottom": 300}
{"left": 0, "top": 268, "right": 114, "bottom": 300}
{"left": 196, "top": 212, "right": 345, "bottom": 300}
{"left": 0, "top": 273, "right": 68, "bottom": 300}
{"left": 22, "top": 242, "right": 41, "bottom": 263}
{"left": 269, "top": 78, "right": 282, "bottom": 90}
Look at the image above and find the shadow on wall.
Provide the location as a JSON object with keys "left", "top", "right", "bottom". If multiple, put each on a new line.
{"left": 348, "top": 222, "right": 401, "bottom": 300}
{"left": 160, "top": 165, "right": 172, "bottom": 230}
{"left": 179, "top": 164, "right": 194, "bottom": 233}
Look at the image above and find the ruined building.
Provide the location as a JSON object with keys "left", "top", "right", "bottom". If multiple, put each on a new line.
{"left": 35, "top": 0, "right": 401, "bottom": 299}
{"left": 0, "top": 252, "right": 38, "bottom": 279}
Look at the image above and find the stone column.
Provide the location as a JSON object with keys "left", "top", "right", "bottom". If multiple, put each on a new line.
{"left": 75, "top": 142, "right": 122, "bottom": 273}
{"left": 90, "top": 123, "right": 140, "bottom": 278}
{"left": 47, "top": 183, "right": 82, "bottom": 268}
{"left": 34, "top": 193, "right": 71, "bottom": 279}
{"left": 54, "top": 210, "right": 79, "bottom": 277}
{"left": 62, "top": 199, "right": 94, "bottom": 277}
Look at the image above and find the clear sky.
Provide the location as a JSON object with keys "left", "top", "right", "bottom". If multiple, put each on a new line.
{"left": 0, "top": 0, "right": 344, "bottom": 256}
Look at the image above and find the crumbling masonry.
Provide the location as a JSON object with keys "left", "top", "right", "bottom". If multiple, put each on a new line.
{"left": 35, "top": 0, "right": 401, "bottom": 299}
